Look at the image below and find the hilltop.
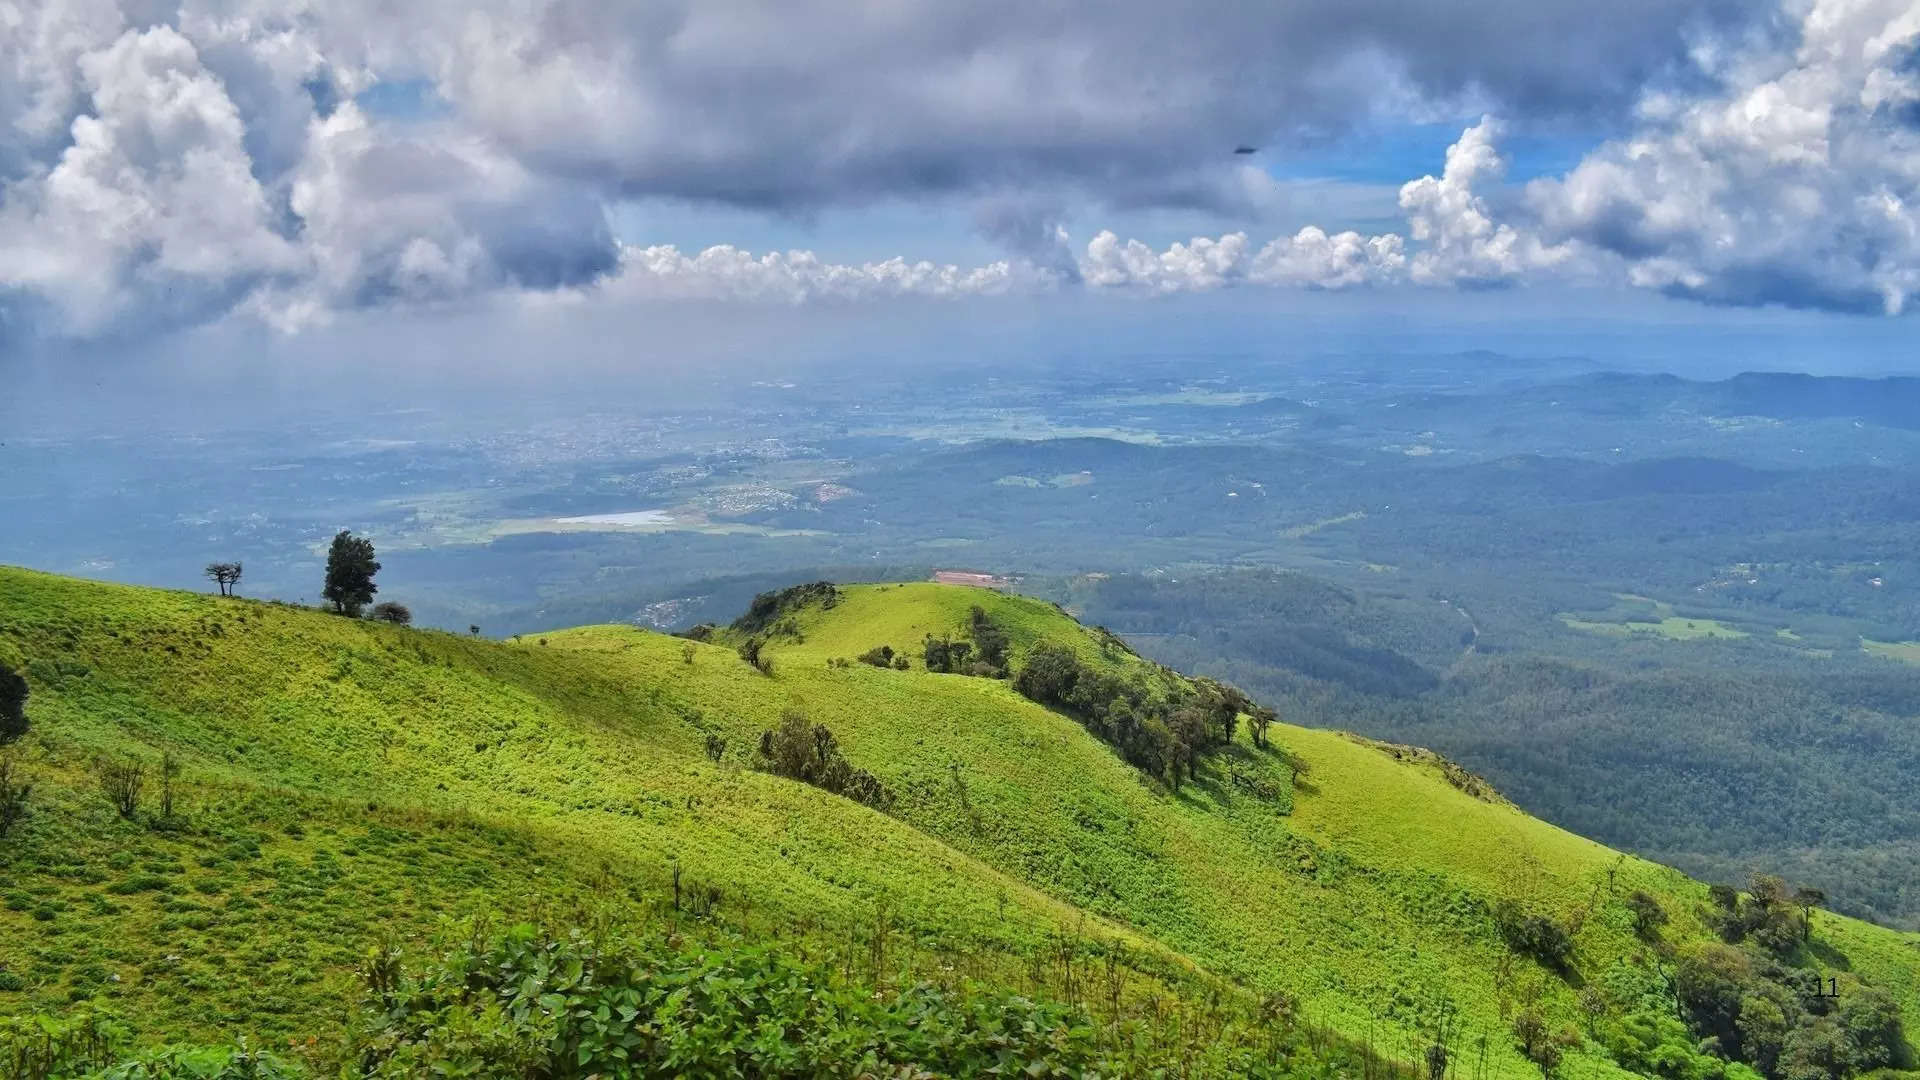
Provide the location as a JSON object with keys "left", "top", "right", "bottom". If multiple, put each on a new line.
{"left": 0, "top": 567, "right": 1916, "bottom": 1078}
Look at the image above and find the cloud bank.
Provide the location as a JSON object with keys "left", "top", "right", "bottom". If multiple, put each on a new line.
{"left": 0, "top": 0, "right": 1915, "bottom": 338}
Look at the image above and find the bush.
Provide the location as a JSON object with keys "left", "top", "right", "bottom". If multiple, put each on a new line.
{"left": 0, "top": 753, "right": 29, "bottom": 839}
{"left": 967, "top": 606, "right": 1010, "bottom": 674}
{"left": 369, "top": 602, "right": 413, "bottom": 626}
{"left": 757, "top": 710, "right": 894, "bottom": 812}
{"left": 922, "top": 635, "right": 972, "bottom": 674}
{"left": 1627, "top": 890, "right": 1669, "bottom": 939}
{"left": 98, "top": 756, "right": 145, "bottom": 819}
{"left": 95, "top": 1045, "right": 303, "bottom": 1079}
{"left": 737, "top": 637, "right": 773, "bottom": 676}
{"left": 1493, "top": 900, "right": 1574, "bottom": 974}
{"left": 0, "top": 662, "right": 26, "bottom": 745}
{"left": 857, "top": 645, "right": 895, "bottom": 668}
{"left": 352, "top": 926, "right": 1105, "bottom": 1079}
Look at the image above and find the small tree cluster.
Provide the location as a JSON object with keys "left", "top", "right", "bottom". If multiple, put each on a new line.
{"left": 967, "top": 606, "right": 1010, "bottom": 674}
{"left": 203, "top": 561, "right": 244, "bottom": 597}
{"left": 731, "top": 583, "right": 839, "bottom": 636}
{"left": 921, "top": 635, "right": 973, "bottom": 674}
{"left": 1709, "top": 873, "right": 1817, "bottom": 954}
{"left": 1247, "top": 704, "right": 1277, "bottom": 749}
{"left": 757, "top": 710, "right": 893, "bottom": 812}
{"left": 1013, "top": 642, "right": 1255, "bottom": 789}
{"left": 922, "top": 607, "right": 1012, "bottom": 677}
{"left": 857, "top": 645, "right": 896, "bottom": 668}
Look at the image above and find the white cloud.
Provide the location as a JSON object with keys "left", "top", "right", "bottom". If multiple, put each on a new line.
{"left": 0, "top": 25, "right": 299, "bottom": 334}
{"left": 1397, "top": 117, "right": 1574, "bottom": 286}
{"left": 1249, "top": 227, "right": 1408, "bottom": 288}
{"left": 590, "top": 244, "right": 1028, "bottom": 304}
{"left": 1528, "top": 0, "right": 1920, "bottom": 313}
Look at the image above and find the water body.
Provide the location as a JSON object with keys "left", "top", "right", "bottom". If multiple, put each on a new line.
{"left": 554, "top": 510, "right": 674, "bottom": 527}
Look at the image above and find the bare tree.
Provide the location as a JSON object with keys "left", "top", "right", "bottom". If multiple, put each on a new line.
{"left": 160, "top": 751, "right": 182, "bottom": 820}
{"left": 203, "top": 561, "right": 243, "bottom": 597}
{"left": 98, "top": 756, "right": 144, "bottom": 819}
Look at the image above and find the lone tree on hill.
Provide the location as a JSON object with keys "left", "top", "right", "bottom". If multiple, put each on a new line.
{"left": 1793, "top": 886, "right": 1826, "bottom": 942}
{"left": 203, "top": 561, "right": 243, "bottom": 597}
{"left": 0, "top": 663, "right": 27, "bottom": 745}
{"left": 322, "top": 530, "right": 381, "bottom": 617}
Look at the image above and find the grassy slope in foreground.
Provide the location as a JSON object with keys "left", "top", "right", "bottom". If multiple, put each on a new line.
{"left": 0, "top": 569, "right": 1912, "bottom": 1078}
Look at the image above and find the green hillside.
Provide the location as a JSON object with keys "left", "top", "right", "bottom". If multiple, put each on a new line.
{"left": 1, "top": 567, "right": 1916, "bottom": 1078}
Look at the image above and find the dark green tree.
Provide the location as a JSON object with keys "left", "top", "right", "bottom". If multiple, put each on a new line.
{"left": 1626, "top": 890, "right": 1669, "bottom": 939}
{"left": 322, "top": 530, "right": 380, "bottom": 616}
{"left": 0, "top": 663, "right": 26, "bottom": 745}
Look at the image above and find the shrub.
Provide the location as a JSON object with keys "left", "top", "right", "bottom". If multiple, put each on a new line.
{"left": 95, "top": 1044, "right": 302, "bottom": 1079}
{"left": 98, "top": 756, "right": 145, "bottom": 819}
{"left": 352, "top": 926, "right": 1105, "bottom": 1079}
{"left": 890, "top": 655, "right": 909, "bottom": 671}
{"left": 968, "top": 606, "right": 1010, "bottom": 673}
{"left": 738, "top": 637, "right": 773, "bottom": 675}
{"left": 1626, "top": 890, "right": 1668, "bottom": 939}
{"left": 369, "top": 602, "right": 413, "bottom": 626}
{"left": 757, "top": 710, "right": 894, "bottom": 812}
{"left": 703, "top": 734, "right": 727, "bottom": 763}
{"left": 1013, "top": 641, "right": 1257, "bottom": 789}
{"left": 857, "top": 645, "right": 895, "bottom": 668}
{"left": 0, "top": 662, "right": 26, "bottom": 745}
{"left": 1512, "top": 1008, "right": 1560, "bottom": 1073}
{"left": 1493, "top": 900, "right": 1574, "bottom": 974}
{"left": 0, "top": 753, "right": 29, "bottom": 839}
{"left": 922, "top": 635, "right": 971, "bottom": 674}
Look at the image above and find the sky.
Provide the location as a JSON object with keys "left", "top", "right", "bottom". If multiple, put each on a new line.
{"left": 1, "top": 0, "right": 1918, "bottom": 381}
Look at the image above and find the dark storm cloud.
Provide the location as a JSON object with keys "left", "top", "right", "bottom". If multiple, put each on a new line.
{"left": 420, "top": 0, "right": 1752, "bottom": 212}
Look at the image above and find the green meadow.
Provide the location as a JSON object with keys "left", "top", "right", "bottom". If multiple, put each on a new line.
{"left": 1, "top": 567, "right": 1915, "bottom": 1077}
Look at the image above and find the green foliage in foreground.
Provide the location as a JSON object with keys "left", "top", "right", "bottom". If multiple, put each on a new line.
{"left": 3, "top": 926, "right": 1364, "bottom": 1078}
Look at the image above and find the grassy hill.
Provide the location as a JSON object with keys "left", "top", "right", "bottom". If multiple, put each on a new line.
{"left": 1, "top": 567, "right": 1916, "bottom": 1078}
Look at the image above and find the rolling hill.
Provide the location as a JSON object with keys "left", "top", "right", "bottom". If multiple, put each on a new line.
{"left": 0, "top": 566, "right": 1915, "bottom": 1078}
